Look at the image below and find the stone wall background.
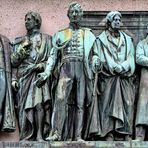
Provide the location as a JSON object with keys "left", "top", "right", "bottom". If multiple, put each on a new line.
{"left": 0, "top": 0, "right": 148, "bottom": 142}
{"left": 0, "top": 0, "right": 148, "bottom": 40}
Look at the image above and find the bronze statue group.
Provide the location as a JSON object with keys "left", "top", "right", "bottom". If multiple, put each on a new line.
{"left": 0, "top": 2, "right": 148, "bottom": 142}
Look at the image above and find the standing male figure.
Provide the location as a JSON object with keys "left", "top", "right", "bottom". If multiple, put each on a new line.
{"left": 95, "top": 11, "right": 135, "bottom": 141}
{"left": 135, "top": 24, "right": 148, "bottom": 141}
{"left": 36, "top": 2, "right": 100, "bottom": 141}
{"left": 11, "top": 11, "right": 52, "bottom": 141}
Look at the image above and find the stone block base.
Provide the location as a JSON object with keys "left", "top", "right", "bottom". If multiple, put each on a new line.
{"left": 1, "top": 141, "right": 148, "bottom": 148}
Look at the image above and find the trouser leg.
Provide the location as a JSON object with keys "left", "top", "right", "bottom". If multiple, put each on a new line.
{"left": 52, "top": 77, "right": 73, "bottom": 138}
{"left": 35, "top": 103, "right": 44, "bottom": 141}
{"left": 75, "top": 62, "right": 85, "bottom": 140}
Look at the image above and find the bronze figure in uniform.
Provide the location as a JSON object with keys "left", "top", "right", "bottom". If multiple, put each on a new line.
{"left": 36, "top": 2, "right": 100, "bottom": 141}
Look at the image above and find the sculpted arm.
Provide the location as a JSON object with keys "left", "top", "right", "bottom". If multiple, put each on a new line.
{"left": 11, "top": 38, "right": 30, "bottom": 91}
{"left": 136, "top": 41, "right": 148, "bottom": 67}
{"left": 92, "top": 39, "right": 102, "bottom": 73}
{"left": 35, "top": 32, "right": 62, "bottom": 87}
{"left": 120, "top": 38, "right": 135, "bottom": 74}
{"left": 34, "top": 35, "right": 53, "bottom": 72}
{"left": 44, "top": 47, "right": 58, "bottom": 77}
{"left": 35, "top": 46, "right": 58, "bottom": 87}
{"left": 11, "top": 38, "right": 30, "bottom": 67}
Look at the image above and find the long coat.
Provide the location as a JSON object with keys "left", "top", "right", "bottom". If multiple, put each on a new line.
{"left": 0, "top": 35, "right": 16, "bottom": 131}
{"left": 96, "top": 30, "right": 135, "bottom": 137}
{"left": 11, "top": 33, "right": 52, "bottom": 140}
{"left": 136, "top": 37, "right": 148, "bottom": 126}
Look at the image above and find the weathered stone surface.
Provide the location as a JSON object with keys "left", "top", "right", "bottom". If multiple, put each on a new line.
{"left": 1, "top": 141, "right": 148, "bottom": 148}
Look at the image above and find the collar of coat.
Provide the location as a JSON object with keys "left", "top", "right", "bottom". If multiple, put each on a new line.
{"left": 98, "top": 30, "right": 126, "bottom": 51}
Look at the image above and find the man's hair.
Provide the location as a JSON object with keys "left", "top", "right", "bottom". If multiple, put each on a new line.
{"left": 25, "top": 11, "right": 42, "bottom": 29}
{"left": 67, "top": 2, "right": 83, "bottom": 18}
{"left": 106, "top": 11, "right": 122, "bottom": 29}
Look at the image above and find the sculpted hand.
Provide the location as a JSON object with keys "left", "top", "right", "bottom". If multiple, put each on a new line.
{"left": 12, "top": 80, "right": 19, "bottom": 91}
{"left": 17, "top": 39, "right": 31, "bottom": 57}
{"left": 35, "top": 63, "right": 44, "bottom": 72}
{"left": 35, "top": 72, "right": 48, "bottom": 88}
{"left": 114, "top": 64, "right": 123, "bottom": 73}
{"left": 93, "top": 60, "right": 100, "bottom": 73}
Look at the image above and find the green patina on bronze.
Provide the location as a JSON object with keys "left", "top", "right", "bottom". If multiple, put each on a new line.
{"left": 35, "top": 2, "right": 100, "bottom": 141}
{"left": 92, "top": 11, "right": 135, "bottom": 141}
{"left": 11, "top": 11, "right": 52, "bottom": 141}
